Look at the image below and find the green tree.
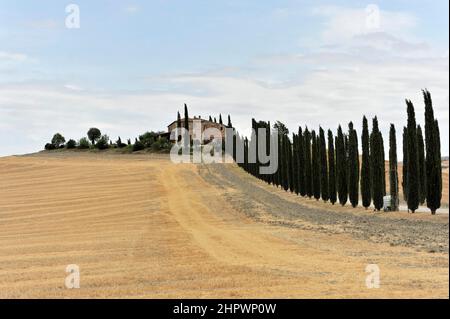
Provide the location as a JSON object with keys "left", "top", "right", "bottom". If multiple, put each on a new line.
{"left": 402, "top": 127, "right": 408, "bottom": 202}
{"left": 96, "top": 135, "right": 109, "bottom": 150}
{"left": 51, "top": 133, "right": 66, "bottom": 148}
{"left": 423, "top": 89, "right": 442, "bottom": 214}
{"left": 133, "top": 137, "right": 145, "bottom": 152}
{"left": 219, "top": 114, "right": 223, "bottom": 125}
{"left": 336, "top": 125, "right": 347, "bottom": 206}
{"left": 389, "top": 124, "right": 399, "bottom": 211}
{"left": 370, "top": 117, "right": 384, "bottom": 211}
{"left": 319, "top": 127, "right": 329, "bottom": 201}
{"left": 312, "top": 130, "right": 321, "bottom": 200}
{"left": 184, "top": 104, "right": 190, "bottom": 147}
{"left": 405, "top": 100, "right": 420, "bottom": 213}
{"left": 361, "top": 116, "right": 371, "bottom": 209}
{"left": 78, "top": 137, "right": 90, "bottom": 149}
{"left": 327, "top": 130, "right": 336, "bottom": 204}
{"left": 303, "top": 127, "right": 312, "bottom": 197}
{"left": 347, "top": 122, "right": 359, "bottom": 208}
{"left": 417, "top": 125, "right": 426, "bottom": 204}
{"left": 298, "top": 127, "right": 306, "bottom": 196}
{"left": 274, "top": 121, "right": 289, "bottom": 136}
{"left": 227, "top": 115, "right": 232, "bottom": 127}
{"left": 66, "top": 139, "right": 76, "bottom": 149}
{"left": 87, "top": 128, "right": 101, "bottom": 145}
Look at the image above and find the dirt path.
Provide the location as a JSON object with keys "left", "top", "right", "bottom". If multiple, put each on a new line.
{"left": 0, "top": 153, "right": 448, "bottom": 298}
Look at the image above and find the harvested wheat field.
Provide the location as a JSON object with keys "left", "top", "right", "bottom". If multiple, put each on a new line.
{"left": 0, "top": 152, "right": 448, "bottom": 298}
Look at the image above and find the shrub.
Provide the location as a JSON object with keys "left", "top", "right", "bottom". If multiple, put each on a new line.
{"left": 133, "top": 138, "right": 145, "bottom": 152}
{"left": 152, "top": 137, "right": 171, "bottom": 151}
{"left": 139, "top": 131, "right": 158, "bottom": 148}
{"left": 45, "top": 143, "right": 56, "bottom": 150}
{"left": 66, "top": 139, "right": 77, "bottom": 149}
{"left": 116, "top": 136, "right": 127, "bottom": 148}
{"left": 96, "top": 135, "right": 110, "bottom": 150}
{"left": 78, "top": 137, "right": 90, "bottom": 149}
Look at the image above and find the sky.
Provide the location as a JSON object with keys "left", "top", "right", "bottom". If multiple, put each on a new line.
{"left": 0, "top": 0, "right": 448, "bottom": 157}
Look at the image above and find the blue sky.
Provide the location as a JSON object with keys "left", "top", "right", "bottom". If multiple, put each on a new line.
{"left": 0, "top": 0, "right": 448, "bottom": 157}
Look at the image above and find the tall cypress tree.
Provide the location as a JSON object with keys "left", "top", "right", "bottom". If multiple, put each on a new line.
{"left": 298, "top": 127, "right": 306, "bottom": 196}
{"left": 370, "top": 117, "right": 384, "bottom": 211}
{"left": 361, "top": 116, "right": 371, "bottom": 209}
{"left": 227, "top": 115, "right": 232, "bottom": 127}
{"left": 311, "top": 131, "right": 321, "bottom": 200}
{"left": 184, "top": 104, "right": 190, "bottom": 147}
{"left": 417, "top": 125, "right": 426, "bottom": 204}
{"left": 389, "top": 124, "right": 399, "bottom": 211}
{"left": 176, "top": 111, "right": 182, "bottom": 142}
{"left": 402, "top": 127, "right": 408, "bottom": 202}
{"left": 336, "top": 126, "right": 348, "bottom": 206}
{"left": 327, "top": 130, "right": 336, "bottom": 204}
{"left": 423, "top": 90, "right": 442, "bottom": 214}
{"left": 283, "top": 135, "right": 290, "bottom": 191}
{"left": 292, "top": 134, "right": 299, "bottom": 194}
{"left": 319, "top": 127, "right": 329, "bottom": 202}
{"left": 406, "top": 100, "right": 420, "bottom": 213}
{"left": 304, "top": 128, "right": 313, "bottom": 197}
{"left": 348, "top": 122, "right": 359, "bottom": 208}
{"left": 288, "top": 136, "right": 294, "bottom": 192}
{"left": 219, "top": 114, "right": 223, "bottom": 125}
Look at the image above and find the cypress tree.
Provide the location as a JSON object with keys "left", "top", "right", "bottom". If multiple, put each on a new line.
{"left": 423, "top": 90, "right": 442, "bottom": 214}
{"left": 227, "top": 115, "right": 232, "bottom": 127}
{"left": 184, "top": 104, "right": 190, "bottom": 147}
{"left": 402, "top": 127, "right": 408, "bottom": 202}
{"left": 304, "top": 128, "right": 313, "bottom": 197}
{"left": 319, "top": 127, "right": 329, "bottom": 201}
{"left": 417, "top": 125, "right": 426, "bottom": 204}
{"left": 406, "top": 100, "right": 420, "bottom": 213}
{"left": 327, "top": 130, "right": 337, "bottom": 204}
{"left": 209, "top": 115, "right": 213, "bottom": 122}
{"left": 348, "top": 122, "right": 359, "bottom": 207}
{"left": 389, "top": 124, "right": 399, "bottom": 211}
{"left": 298, "top": 127, "right": 306, "bottom": 196}
{"left": 311, "top": 131, "right": 321, "bottom": 200}
{"left": 370, "top": 117, "right": 384, "bottom": 211}
{"left": 283, "top": 135, "right": 289, "bottom": 191}
{"left": 292, "top": 134, "right": 299, "bottom": 194}
{"left": 219, "top": 114, "right": 223, "bottom": 125}
{"left": 177, "top": 111, "right": 182, "bottom": 142}
{"left": 336, "top": 125, "right": 348, "bottom": 206}
{"left": 288, "top": 136, "right": 294, "bottom": 192}
{"left": 361, "top": 116, "right": 371, "bottom": 209}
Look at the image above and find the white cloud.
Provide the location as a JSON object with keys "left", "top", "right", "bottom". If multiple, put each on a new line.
{"left": 0, "top": 51, "right": 28, "bottom": 62}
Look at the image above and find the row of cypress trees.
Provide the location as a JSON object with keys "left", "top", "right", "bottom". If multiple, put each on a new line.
{"left": 237, "top": 89, "right": 442, "bottom": 214}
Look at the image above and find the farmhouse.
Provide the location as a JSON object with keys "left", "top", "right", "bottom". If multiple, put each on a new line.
{"left": 166, "top": 116, "right": 230, "bottom": 143}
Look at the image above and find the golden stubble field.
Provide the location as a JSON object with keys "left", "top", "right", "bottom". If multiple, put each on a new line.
{"left": 0, "top": 152, "right": 448, "bottom": 298}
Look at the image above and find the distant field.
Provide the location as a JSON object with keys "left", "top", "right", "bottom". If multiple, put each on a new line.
{"left": 0, "top": 152, "right": 448, "bottom": 298}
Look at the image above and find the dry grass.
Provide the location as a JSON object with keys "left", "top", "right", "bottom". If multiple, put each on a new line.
{"left": 0, "top": 153, "right": 448, "bottom": 298}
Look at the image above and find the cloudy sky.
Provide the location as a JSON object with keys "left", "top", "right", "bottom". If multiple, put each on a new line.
{"left": 0, "top": 0, "right": 448, "bottom": 157}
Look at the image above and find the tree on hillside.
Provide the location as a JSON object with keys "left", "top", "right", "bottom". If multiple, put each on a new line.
{"left": 288, "top": 136, "right": 294, "bottom": 193}
{"left": 274, "top": 121, "right": 289, "bottom": 136}
{"left": 370, "top": 117, "right": 384, "bottom": 211}
{"left": 51, "top": 133, "right": 66, "bottom": 148}
{"left": 319, "top": 127, "right": 329, "bottom": 202}
{"left": 209, "top": 115, "right": 213, "bottom": 122}
{"left": 292, "top": 133, "right": 299, "bottom": 194}
{"left": 219, "top": 114, "right": 223, "bottom": 125}
{"left": 417, "top": 125, "right": 426, "bottom": 204}
{"left": 303, "top": 127, "right": 313, "bottom": 197}
{"left": 361, "top": 116, "right": 371, "bottom": 209}
{"left": 227, "top": 115, "right": 232, "bottom": 128}
{"left": 336, "top": 125, "right": 347, "bottom": 206}
{"left": 423, "top": 89, "right": 442, "bottom": 214}
{"left": 312, "top": 130, "right": 321, "bottom": 200}
{"left": 389, "top": 124, "right": 399, "bottom": 211}
{"left": 327, "top": 129, "right": 336, "bottom": 204}
{"left": 87, "top": 128, "right": 101, "bottom": 146}
{"left": 177, "top": 111, "right": 182, "bottom": 142}
{"left": 347, "top": 122, "right": 359, "bottom": 208}
{"left": 406, "top": 100, "right": 420, "bottom": 213}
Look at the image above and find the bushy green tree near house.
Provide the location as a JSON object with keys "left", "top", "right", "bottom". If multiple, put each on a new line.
{"left": 51, "top": 133, "right": 66, "bottom": 148}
